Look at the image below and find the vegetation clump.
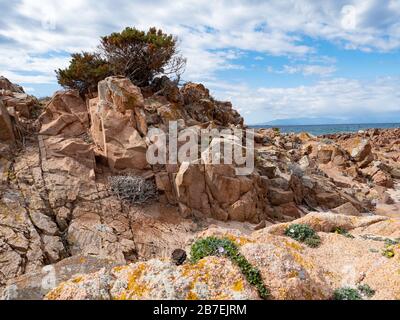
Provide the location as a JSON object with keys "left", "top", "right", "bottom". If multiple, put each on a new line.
{"left": 100, "top": 27, "right": 186, "bottom": 86}
{"left": 334, "top": 284, "right": 375, "bottom": 300}
{"left": 333, "top": 287, "right": 362, "bottom": 300}
{"left": 56, "top": 27, "right": 186, "bottom": 95}
{"left": 357, "top": 284, "right": 375, "bottom": 298}
{"left": 331, "top": 227, "right": 355, "bottom": 239}
{"left": 108, "top": 175, "right": 158, "bottom": 204}
{"left": 382, "top": 246, "right": 395, "bottom": 258}
{"left": 56, "top": 52, "right": 111, "bottom": 96}
{"left": 190, "top": 237, "right": 269, "bottom": 299}
{"left": 284, "top": 224, "right": 321, "bottom": 248}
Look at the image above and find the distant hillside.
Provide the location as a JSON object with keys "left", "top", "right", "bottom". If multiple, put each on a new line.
{"left": 253, "top": 117, "right": 346, "bottom": 126}
{"left": 252, "top": 113, "right": 400, "bottom": 126}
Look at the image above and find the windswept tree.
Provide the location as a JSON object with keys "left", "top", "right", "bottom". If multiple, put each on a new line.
{"left": 56, "top": 52, "right": 111, "bottom": 96}
{"left": 100, "top": 27, "right": 186, "bottom": 86}
{"left": 56, "top": 27, "right": 186, "bottom": 95}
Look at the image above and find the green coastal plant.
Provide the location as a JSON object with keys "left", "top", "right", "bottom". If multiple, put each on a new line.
{"left": 333, "top": 287, "right": 362, "bottom": 300}
{"left": 101, "top": 27, "right": 186, "bottom": 86}
{"left": 57, "top": 27, "right": 186, "bottom": 95}
{"left": 56, "top": 52, "right": 111, "bottom": 96}
{"left": 357, "top": 284, "right": 375, "bottom": 298}
{"left": 190, "top": 237, "right": 269, "bottom": 299}
{"left": 284, "top": 224, "right": 321, "bottom": 248}
{"left": 333, "top": 284, "right": 375, "bottom": 300}
{"left": 331, "top": 227, "right": 355, "bottom": 239}
{"left": 382, "top": 246, "right": 395, "bottom": 258}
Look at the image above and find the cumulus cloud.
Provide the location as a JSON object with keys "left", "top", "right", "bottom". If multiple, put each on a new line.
{"left": 1, "top": 0, "right": 399, "bottom": 83}
{"left": 212, "top": 77, "right": 400, "bottom": 124}
{"left": 0, "top": 0, "right": 399, "bottom": 121}
{"left": 268, "top": 64, "right": 337, "bottom": 76}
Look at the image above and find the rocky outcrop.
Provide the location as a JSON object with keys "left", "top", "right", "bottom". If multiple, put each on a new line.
{"left": 0, "top": 76, "right": 38, "bottom": 119}
{"left": 89, "top": 77, "right": 148, "bottom": 171}
{"left": 0, "top": 100, "right": 15, "bottom": 144}
{"left": 39, "top": 90, "right": 89, "bottom": 137}
{"left": 168, "top": 163, "right": 267, "bottom": 223}
{"left": 44, "top": 212, "right": 400, "bottom": 300}
{"left": 1, "top": 75, "right": 400, "bottom": 300}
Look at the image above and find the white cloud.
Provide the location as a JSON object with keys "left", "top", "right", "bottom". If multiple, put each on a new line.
{"left": 210, "top": 77, "right": 400, "bottom": 124}
{"left": 0, "top": 0, "right": 399, "bottom": 122}
{"left": 1, "top": 0, "right": 399, "bottom": 85}
{"left": 268, "top": 64, "right": 337, "bottom": 76}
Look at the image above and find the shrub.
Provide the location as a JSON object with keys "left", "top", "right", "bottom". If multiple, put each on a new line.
{"left": 331, "top": 227, "right": 355, "bottom": 239}
{"left": 357, "top": 284, "right": 375, "bottom": 298}
{"left": 100, "top": 27, "right": 186, "bottom": 86}
{"left": 382, "top": 246, "right": 395, "bottom": 258}
{"left": 190, "top": 237, "right": 269, "bottom": 299}
{"left": 56, "top": 52, "right": 111, "bottom": 96}
{"left": 284, "top": 224, "right": 321, "bottom": 248}
{"left": 333, "top": 287, "right": 362, "bottom": 300}
{"left": 108, "top": 175, "right": 158, "bottom": 204}
{"left": 57, "top": 27, "right": 186, "bottom": 95}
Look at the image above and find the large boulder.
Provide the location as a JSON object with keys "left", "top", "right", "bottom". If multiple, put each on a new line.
{"left": 170, "top": 162, "right": 266, "bottom": 223}
{"left": 1, "top": 255, "right": 119, "bottom": 300}
{"left": 89, "top": 77, "right": 148, "bottom": 171}
{"left": 46, "top": 213, "right": 400, "bottom": 300}
{"left": 342, "top": 137, "right": 373, "bottom": 167}
{"left": 180, "top": 82, "right": 243, "bottom": 127}
{"left": 0, "top": 77, "right": 38, "bottom": 119}
{"left": 0, "top": 76, "right": 24, "bottom": 93}
{"left": 0, "top": 100, "right": 15, "bottom": 143}
{"left": 39, "top": 90, "right": 89, "bottom": 137}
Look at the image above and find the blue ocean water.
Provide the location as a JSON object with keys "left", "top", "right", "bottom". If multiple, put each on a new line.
{"left": 251, "top": 123, "right": 400, "bottom": 136}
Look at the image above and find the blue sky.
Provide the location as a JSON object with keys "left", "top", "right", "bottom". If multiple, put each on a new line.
{"left": 0, "top": 0, "right": 399, "bottom": 124}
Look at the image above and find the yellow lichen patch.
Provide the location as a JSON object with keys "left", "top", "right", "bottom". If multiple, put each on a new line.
{"left": 71, "top": 276, "right": 83, "bottom": 283}
{"left": 45, "top": 283, "right": 66, "bottom": 300}
{"left": 181, "top": 258, "right": 208, "bottom": 277}
{"left": 324, "top": 270, "right": 339, "bottom": 281}
{"left": 277, "top": 287, "right": 289, "bottom": 299}
{"left": 225, "top": 234, "right": 253, "bottom": 246}
{"left": 116, "top": 263, "right": 148, "bottom": 300}
{"left": 186, "top": 291, "right": 199, "bottom": 300}
{"left": 284, "top": 239, "right": 304, "bottom": 252}
{"left": 232, "top": 280, "right": 244, "bottom": 292}
{"left": 288, "top": 270, "right": 299, "bottom": 278}
{"left": 215, "top": 292, "right": 230, "bottom": 300}
{"left": 291, "top": 252, "right": 314, "bottom": 270}
{"left": 180, "top": 257, "right": 220, "bottom": 299}
{"left": 112, "top": 265, "right": 128, "bottom": 273}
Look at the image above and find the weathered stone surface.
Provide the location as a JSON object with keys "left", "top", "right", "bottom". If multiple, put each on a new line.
{"left": 46, "top": 213, "right": 400, "bottom": 300}
{"left": 89, "top": 77, "right": 148, "bottom": 171}
{"left": 0, "top": 100, "right": 15, "bottom": 143}
{"left": 39, "top": 90, "right": 89, "bottom": 137}
{"left": 332, "top": 202, "right": 362, "bottom": 216}
{"left": 1, "top": 255, "right": 119, "bottom": 300}
{"left": 0, "top": 76, "right": 24, "bottom": 93}
{"left": 2, "top": 74, "right": 400, "bottom": 301}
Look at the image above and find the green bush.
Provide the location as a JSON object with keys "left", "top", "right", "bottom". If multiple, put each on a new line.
{"left": 333, "top": 287, "right": 362, "bottom": 300}
{"left": 357, "top": 284, "right": 375, "bottom": 298}
{"left": 57, "top": 27, "right": 186, "bottom": 95}
{"left": 190, "top": 237, "right": 269, "bottom": 299}
{"left": 56, "top": 52, "right": 111, "bottom": 96}
{"left": 331, "top": 227, "right": 355, "bottom": 239}
{"left": 284, "top": 224, "right": 321, "bottom": 248}
{"left": 100, "top": 27, "right": 186, "bottom": 86}
{"left": 382, "top": 246, "right": 395, "bottom": 258}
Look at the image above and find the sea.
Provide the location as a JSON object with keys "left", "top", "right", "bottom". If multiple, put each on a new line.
{"left": 250, "top": 123, "right": 400, "bottom": 136}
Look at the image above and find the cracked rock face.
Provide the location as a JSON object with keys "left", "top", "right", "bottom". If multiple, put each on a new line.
{"left": 45, "top": 213, "right": 400, "bottom": 300}
{"left": 1, "top": 76, "right": 400, "bottom": 300}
